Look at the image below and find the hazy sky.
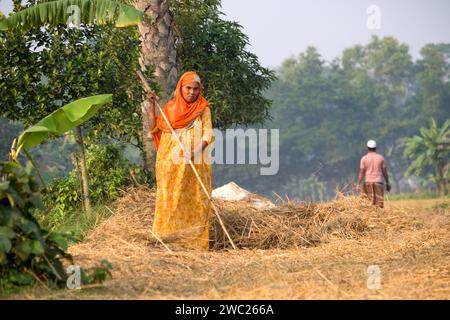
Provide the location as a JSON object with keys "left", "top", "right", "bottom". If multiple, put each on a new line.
{"left": 221, "top": 0, "right": 450, "bottom": 68}
{"left": 2, "top": 0, "right": 450, "bottom": 68}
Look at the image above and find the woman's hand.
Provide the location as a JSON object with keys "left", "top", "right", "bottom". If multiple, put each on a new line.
{"left": 146, "top": 91, "right": 159, "bottom": 103}
{"left": 184, "top": 141, "right": 208, "bottom": 164}
{"left": 142, "top": 91, "right": 158, "bottom": 115}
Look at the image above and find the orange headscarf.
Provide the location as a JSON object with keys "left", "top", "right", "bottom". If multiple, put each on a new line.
{"left": 152, "top": 71, "right": 209, "bottom": 150}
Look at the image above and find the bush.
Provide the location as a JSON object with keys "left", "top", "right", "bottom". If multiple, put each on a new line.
{"left": 0, "top": 161, "right": 72, "bottom": 289}
{"left": 44, "top": 173, "right": 81, "bottom": 218}
{"left": 0, "top": 161, "right": 112, "bottom": 292}
{"left": 86, "top": 144, "right": 131, "bottom": 203}
{"left": 44, "top": 143, "right": 151, "bottom": 213}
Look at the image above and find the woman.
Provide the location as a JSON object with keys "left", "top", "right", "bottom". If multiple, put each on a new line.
{"left": 147, "top": 71, "right": 214, "bottom": 250}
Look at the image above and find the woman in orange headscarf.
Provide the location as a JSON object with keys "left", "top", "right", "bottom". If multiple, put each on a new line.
{"left": 147, "top": 71, "right": 214, "bottom": 250}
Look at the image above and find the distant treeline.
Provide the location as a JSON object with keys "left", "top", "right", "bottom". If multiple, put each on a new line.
{"left": 213, "top": 36, "right": 450, "bottom": 201}
{"left": 1, "top": 35, "right": 448, "bottom": 202}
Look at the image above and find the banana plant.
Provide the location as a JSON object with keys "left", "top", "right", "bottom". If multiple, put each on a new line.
{"left": 0, "top": 0, "right": 144, "bottom": 31}
{"left": 9, "top": 94, "right": 112, "bottom": 184}
{"left": 2, "top": 1, "right": 145, "bottom": 212}
{"left": 404, "top": 118, "right": 450, "bottom": 196}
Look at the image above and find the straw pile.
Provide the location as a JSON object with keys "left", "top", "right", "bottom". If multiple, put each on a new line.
{"left": 56, "top": 188, "right": 449, "bottom": 299}
{"left": 74, "top": 186, "right": 378, "bottom": 253}
{"left": 211, "top": 196, "right": 370, "bottom": 250}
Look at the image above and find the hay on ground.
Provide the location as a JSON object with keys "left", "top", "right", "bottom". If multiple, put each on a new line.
{"left": 61, "top": 187, "right": 450, "bottom": 300}
{"left": 73, "top": 186, "right": 404, "bottom": 254}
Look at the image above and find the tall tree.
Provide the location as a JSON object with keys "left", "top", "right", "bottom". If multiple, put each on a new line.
{"left": 244, "top": 37, "right": 425, "bottom": 198}
{"left": 172, "top": 0, "right": 275, "bottom": 128}
{"left": 134, "top": 0, "right": 180, "bottom": 172}
{"left": 134, "top": 0, "right": 275, "bottom": 172}
{"left": 356, "top": 36, "right": 415, "bottom": 192}
{"left": 1, "top": 0, "right": 147, "bottom": 211}
{"left": 416, "top": 44, "right": 450, "bottom": 123}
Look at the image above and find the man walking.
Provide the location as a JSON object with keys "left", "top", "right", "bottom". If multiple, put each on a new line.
{"left": 356, "top": 140, "right": 391, "bottom": 208}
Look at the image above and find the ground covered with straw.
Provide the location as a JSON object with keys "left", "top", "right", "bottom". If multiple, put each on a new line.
{"left": 13, "top": 188, "right": 450, "bottom": 299}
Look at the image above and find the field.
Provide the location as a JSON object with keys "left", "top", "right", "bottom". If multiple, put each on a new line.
{"left": 7, "top": 191, "right": 450, "bottom": 300}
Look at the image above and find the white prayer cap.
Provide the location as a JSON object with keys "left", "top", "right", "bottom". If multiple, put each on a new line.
{"left": 367, "top": 140, "right": 377, "bottom": 148}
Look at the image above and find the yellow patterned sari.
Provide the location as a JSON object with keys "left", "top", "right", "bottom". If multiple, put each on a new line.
{"left": 152, "top": 107, "right": 214, "bottom": 250}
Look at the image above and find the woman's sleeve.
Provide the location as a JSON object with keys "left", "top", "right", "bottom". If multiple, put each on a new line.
{"left": 201, "top": 107, "right": 215, "bottom": 145}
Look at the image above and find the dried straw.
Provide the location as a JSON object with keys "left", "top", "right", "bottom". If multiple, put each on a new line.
{"left": 55, "top": 188, "right": 450, "bottom": 299}
{"left": 75, "top": 187, "right": 378, "bottom": 254}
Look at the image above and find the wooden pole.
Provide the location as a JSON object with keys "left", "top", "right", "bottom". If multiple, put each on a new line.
{"left": 136, "top": 71, "right": 237, "bottom": 250}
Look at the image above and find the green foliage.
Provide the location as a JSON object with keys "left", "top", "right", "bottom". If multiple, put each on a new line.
{"left": 81, "top": 259, "right": 113, "bottom": 284}
{"left": 36, "top": 204, "right": 115, "bottom": 241}
{"left": 215, "top": 36, "right": 450, "bottom": 200}
{"left": 172, "top": 0, "right": 276, "bottom": 128}
{"left": 85, "top": 143, "right": 132, "bottom": 202}
{"left": 416, "top": 44, "right": 450, "bottom": 123}
{"left": 44, "top": 143, "right": 142, "bottom": 213}
{"left": 0, "top": 118, "right": 77, "bottom": 184}
{"left": 404, "top": 119, "right": 450, "bottom": 196}
{"left": 387, "top": 191, "right": 438, "bottom": 200}
{"left": 0, "top": 119, "right": 22, "bottom": 162}
{"left": 26, "top": 137, "right": 76, "bottom": 183}
{"left": 16, "top": 94, "right": 112, "bottom": 151}
{"left": 404, "top": 119, "right": 450, "bottom": 175}
{"left": 432, "top": 202, "right": 450, "bottom": 210}
{"left": 0, "top": 0, "right": 144, "bottom": 31}
{"left": 0, "top": 0, "right": 153, "bottom": 160}
{"left": 44, "top": 172, "right": 81, "bottom": 214}
{"left": 0, "top": 161, "right": 114, "bottom": 292}
{"left": 0, "top": 161, "right": 72, "bottom": 289}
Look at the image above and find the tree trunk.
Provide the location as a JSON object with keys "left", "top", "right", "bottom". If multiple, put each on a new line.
{"left": 75, "top": 126, "right": 92, "bottom": 213}
{"left": 141, "top": 101, "right": 154, "bottom": 174}
{"left": 134, "top": 0, "right": 180, "bottom": 173}
{"left": 444, "top": 163, "right": 449, "bottom": 196}
{"left": 71, "top": 151, "right": 85, "bottom": 212}
{"left": 436, "top": 163, "right": 447, "bottom": 197}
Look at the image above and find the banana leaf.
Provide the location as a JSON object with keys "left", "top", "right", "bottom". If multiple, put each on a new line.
{"left": 17, "top": 94, "right": 112, "bottom": 151}
{"left": 0, "top": 0, "right": 144, "bottom": 31}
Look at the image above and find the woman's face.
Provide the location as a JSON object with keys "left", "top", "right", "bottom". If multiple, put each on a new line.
{"left": 181, "top": 81, "right": 200, "bottom": 103}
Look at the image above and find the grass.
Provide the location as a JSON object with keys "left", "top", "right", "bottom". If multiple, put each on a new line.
{"left": 35, "top": 204, "right": 116, "bottom": 244}
{"left": 388, "top": 191, "right": 448, "bottom": 201}
{"left": 432, "top": 202, "right": 450, "bottom": 210}
{"left": 386, "top": 196, "right": 450, "bottom": 211}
